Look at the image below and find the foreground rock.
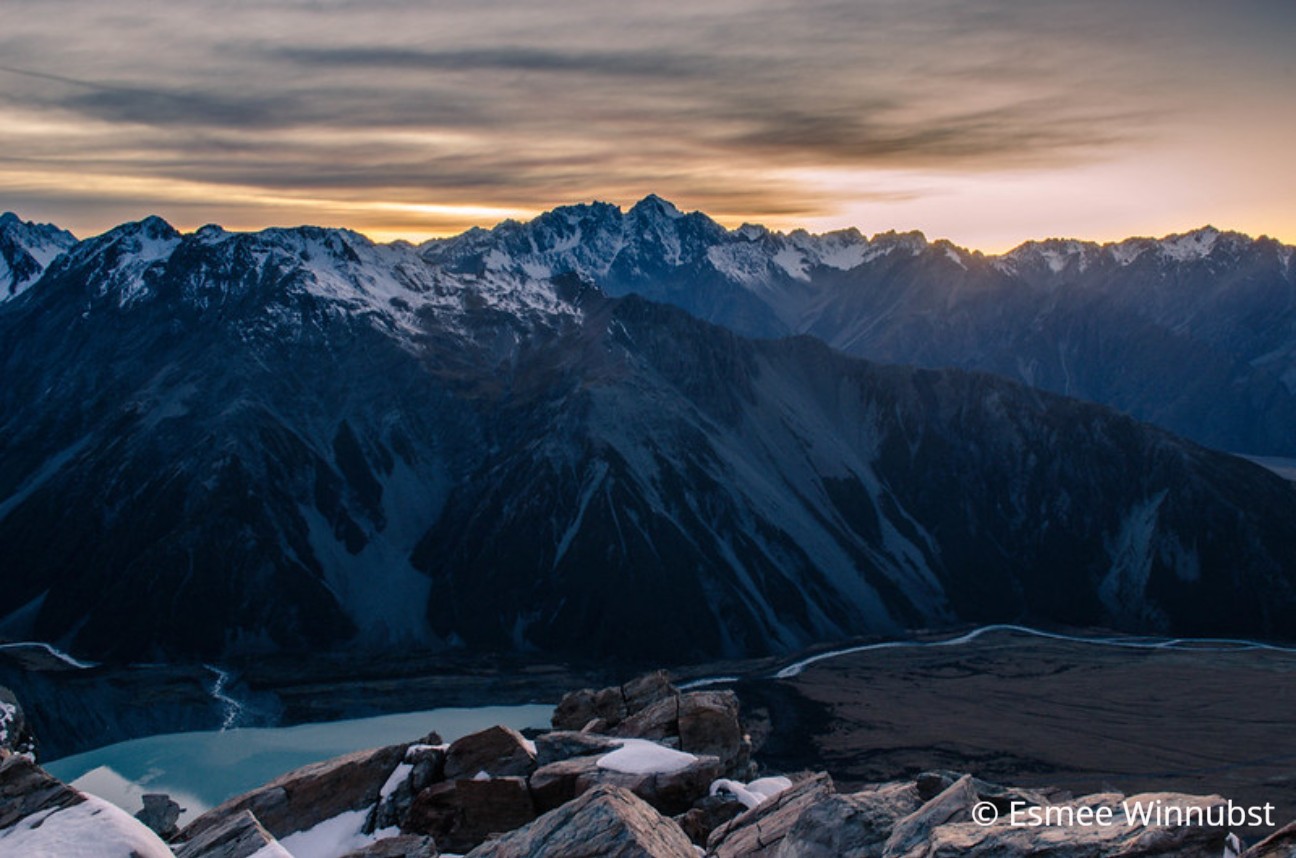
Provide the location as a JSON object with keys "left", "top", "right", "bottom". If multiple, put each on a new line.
{"left": 171, "top": 809, "right": 287, "bottom": 858}
{"left": 0, "top": 750, "right": 174, "bottom": 857}
{"left": 466, "top": 784, "right": 696, "bottom": 857}
{"left": 1, "top": 668, "right": 1289, "bottom": 857}
{"left": 177, "top": 742, "right": 408, "bottom": 844}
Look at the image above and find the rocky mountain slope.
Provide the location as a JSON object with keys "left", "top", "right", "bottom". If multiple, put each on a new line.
{"left": 424, "top": 198, "right": 1296, "bottom": 456}
{"left": 2, "top": 212, "right": 1296, "bottom": 663}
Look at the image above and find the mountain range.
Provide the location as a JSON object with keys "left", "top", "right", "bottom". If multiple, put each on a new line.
{"left": 1, "top": 201, "right": 1295, "bottom": 663}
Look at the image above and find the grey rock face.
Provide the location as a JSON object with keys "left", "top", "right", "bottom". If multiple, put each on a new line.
{"left": 464, "top": 784, "right": 696, "bottom": 858}
{"left": 777, "top": 782, "right": 924, "bottom": 857}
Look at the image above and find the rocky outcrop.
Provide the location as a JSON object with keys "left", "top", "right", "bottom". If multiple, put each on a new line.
{"left": 0, "top": 750, "right": 83, "bottom": 829}
{"left": 0, "top": 686, "right": 35, "bottom": 759}
{"left": 171, "top": 810, "right": 286, "bottom": 858}
{"left": 552, "top": 671, "right": 677, "bottom": 732}
{"left": 1243, "top": 820, "right": 1296, "bottom": 857}
{"left": 464, "top": 784, "right": 696, "bottom": 857}
{"left": 177, "top": 742, "right": 408, "bottom": 843}
{"left": 443, "top": 726, "right": 537, "bottom": 780}
{"left": 3, "top": 669, "right": 1290, "bottom": 858}
{"left": 136, "top": 792, "right": 184, "bottom": 840}
{"left": 0, "top": 751, "right": 175, "bottom": 858}
{"left": 707, "top": 772, "right": 836, "bottom": 857}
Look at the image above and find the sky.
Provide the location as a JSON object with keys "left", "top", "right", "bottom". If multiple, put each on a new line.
{"left": 1, "top": 0, "right": 1293, "bottom": 252}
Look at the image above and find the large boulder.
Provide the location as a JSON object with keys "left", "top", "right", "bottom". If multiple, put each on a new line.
{"left": 172, "top": 809, "right": 290, "bottom": 858}
{"left": 883, "top": 774, "right": 978, "bottom": 856}
{"left": 778, "top": 781, "right": 925, "bottom": 857}
{"left": 404, "top": 776, "right": 536, "bottom": 854}
{"left": 706, "top": 772, "right": 835, "bottom": 857}
{"left": 551, "top": 671, "right": 679, "bottom": 732}
{"left": 443, "top": 726, "right": 536, "bottom": 780}
{"left": 177, "top": 742, "right": 408, "bottom": 843}
{"left": 465, "top": 784, "right": 696, "bottom": 857}
{"left": 529, "top": 744, "right": 721, "bottom": 816}
{"left": 677, "top": 691, "right": 749, "bottom": 776}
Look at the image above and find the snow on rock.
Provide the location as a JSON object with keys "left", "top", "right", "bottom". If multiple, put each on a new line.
{"left": 596, "top": 739, "right": 698, "bottom": 775}
{"left": 0, "top": 793, "right": 174, "bottom": 858}
{"left": 276, "top": 808, "right": 399, "bottom": 858}
{"left": 709, "top": 776, "right": 793, "bottom": 810}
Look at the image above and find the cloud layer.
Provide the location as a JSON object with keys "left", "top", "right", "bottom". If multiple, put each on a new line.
{"left": 1, "top": 0, "right": 1293, "bottom": 247}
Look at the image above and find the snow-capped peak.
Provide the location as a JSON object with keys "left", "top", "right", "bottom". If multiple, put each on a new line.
{"left": 630, "top": 193, "right": 685, "bottom": 220}
{"left": 1158, "top": 226, "right": 1221, "bottom": 262}
{"left": 0, "top": 212, "right": 78, "bottom": 299}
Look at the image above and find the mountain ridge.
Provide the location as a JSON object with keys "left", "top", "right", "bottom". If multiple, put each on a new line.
{"left": 3, "top": 212, "right": 1296, "bottom": 662}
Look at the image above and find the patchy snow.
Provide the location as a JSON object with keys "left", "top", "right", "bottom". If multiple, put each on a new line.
{"left": 597, "top": 739, "right": 698, "bottom": 775}
{"left": 773, "top": 246, "right": 809, "bottom": 280}
{"left": 0, "top": 793, "right": 174, "bottom": 858}
{"left": 67, "top": 766, "right": 208, "bottom": 828}
{"left": 709, "top": 776, "right": 793, "bottom": 809}
{"left": 1160, "top": 227, "right": 1220, "bottom": 261}
{"left": 277, "top": 809, "right": 399, "bottom": 858}
{"left": 248, "top": 841, "right": 296, "bottom": 858}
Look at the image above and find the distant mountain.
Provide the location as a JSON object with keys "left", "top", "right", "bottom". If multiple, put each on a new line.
{"left": 2, "top": 214, "right": 1295, "bottom": 663}
{"left": 423, "top": 200, "right": 1296, "bottom": 456}
{"left": 0, "top": 212, "right": 77, "bottom": 298}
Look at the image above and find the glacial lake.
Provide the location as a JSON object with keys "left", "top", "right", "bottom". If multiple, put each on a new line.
{"left": 44, "top": 703, "right": 554, "bottom": 825}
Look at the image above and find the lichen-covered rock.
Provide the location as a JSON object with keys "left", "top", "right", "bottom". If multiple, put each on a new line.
{"left": 465, "top": 784, "right": 695, "bottom": 858}
{"left": 443, "top": 726, "right": 536, "bottom": 781}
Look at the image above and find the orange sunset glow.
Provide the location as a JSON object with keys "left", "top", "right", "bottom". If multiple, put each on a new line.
{"left": 1, "top": 0, "right": 1293, "bottom": 249}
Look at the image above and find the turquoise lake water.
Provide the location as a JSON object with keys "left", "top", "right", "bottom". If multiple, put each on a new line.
{"left": 44, "top": 704, "right": 554, "bottom": 825}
